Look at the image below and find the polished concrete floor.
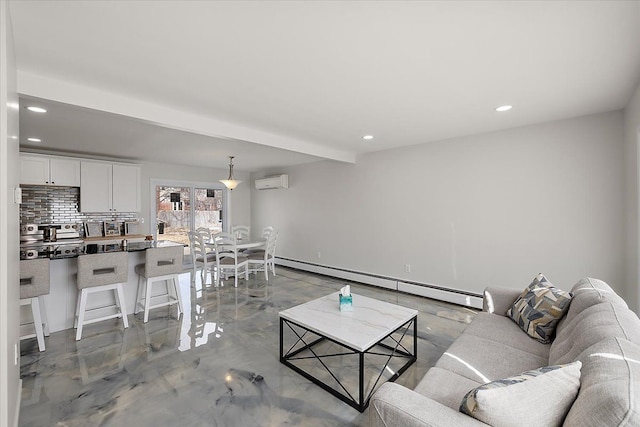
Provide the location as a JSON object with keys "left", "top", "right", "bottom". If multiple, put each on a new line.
{"left": 19, "top": 267, "right": 476, "bottom": 427}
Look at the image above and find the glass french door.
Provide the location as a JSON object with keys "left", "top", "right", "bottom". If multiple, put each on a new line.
{"left": 153, "top": 180, "right": 227, "bottom": 249}
{"left": 194, "top": 188, "right": 224, "bottom": 237}
{"left": 156, "top": 186, "right": 192, "bottom": 245}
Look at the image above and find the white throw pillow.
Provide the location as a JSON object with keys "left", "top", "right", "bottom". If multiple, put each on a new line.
{"left": 459, "top": 361, "right": 582, "bottom": 427}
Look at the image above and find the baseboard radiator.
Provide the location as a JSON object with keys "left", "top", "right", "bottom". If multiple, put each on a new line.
{"left": 275, "top": 257, "right": 483, "bottom": 309}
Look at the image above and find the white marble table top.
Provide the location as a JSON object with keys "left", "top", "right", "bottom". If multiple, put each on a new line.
{"left": 279, "top": 292, "right": 418, "bottom": 352}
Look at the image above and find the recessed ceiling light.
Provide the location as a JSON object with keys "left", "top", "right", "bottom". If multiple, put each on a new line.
{"left": 27, "top": 137, "right": 42, "bottom": 142}
{"left": 495, "top": 105, "right": 513, "bottom": 112}
{"left": 26, "top": 106, "right": 47, "bottom": 113}
{"left": 362, "top": 135, "right": 374, "bottom": 140}
{"left": 10, "top": 135, "right": 18, "bottom": 140}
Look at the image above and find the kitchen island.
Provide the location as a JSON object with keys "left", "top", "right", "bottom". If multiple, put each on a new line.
{"left": 38, "top": 240, "right": 185, "bottom": 333}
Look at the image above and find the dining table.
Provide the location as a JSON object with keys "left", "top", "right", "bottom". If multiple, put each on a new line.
{"left": 206, "top": 237, "right": 266, "bottom": 251}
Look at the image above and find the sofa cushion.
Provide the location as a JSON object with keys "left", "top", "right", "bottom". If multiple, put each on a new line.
{"left": 459, "top": 361, "right": 581, "bottom": 427}
{"left": 549, "top": 302, "right": 640, "bottom": 365}
{"left": 435, "top": 334, "right": 549, "bottom": 384}
{"left": 507, "top": 274, "right": 572, "bottom": 343}
{"left": 369, "top": 383, "right": 488, "bottom": 427}
{"left": 462, "top": 312, "right": 550, "bottom": 358}
{"left": 415, "top": 367, "right": 482, "bottom": 410}
{"left": 482, "top": 286, "right": 523, "bottom": 315}
{"left": 556, "top": 277, "right": 628, "bottom": 339}
{"left": 564, "top": 337, "right": 640, "bottom": 427}
{"left": 565, "top": 277, "right": 627, "bottom": 320}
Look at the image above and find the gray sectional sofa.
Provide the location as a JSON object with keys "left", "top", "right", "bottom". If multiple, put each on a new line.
{"left": 368, "top": 278, "right": 640, "bottom": 426}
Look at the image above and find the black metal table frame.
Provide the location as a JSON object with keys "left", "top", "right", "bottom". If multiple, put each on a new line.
{"left": 279, "top": 315, "right": 417, "bottom": 412}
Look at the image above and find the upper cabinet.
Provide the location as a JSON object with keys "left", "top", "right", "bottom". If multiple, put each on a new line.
{"left": 80, "top": 161, "right": 141, "bottom": 212}
{"left": 80, "top": 161, "right": 111, "bottom": 212}
{"left": 20, "top": 154, "right": 141, "bottom": 213}
{"left": 20, "top": 154, "right": 81, "bottom": 186}
{"left": 111, "top": 164, "right": 141, "bottom": 212}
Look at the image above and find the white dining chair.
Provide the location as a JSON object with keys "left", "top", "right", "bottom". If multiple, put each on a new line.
{"left": 188, "top": 230, "right": 216, "bottom": 286}
{"left": 248, "top": 230, "right": 278, "bottom": 280}
{"left": 262, "top": 226, "right": 274, "bottom": 239}
{"left": 213, "top": 231, "right": 249, "bottom": 287}
{"left": 195, "top": 227, "right": 212, "bottom": 242}
{"left": 231, "top": 225, "right": 250, "bottom": 241}
{"left": 244, "top": 226, "right": 274, "bottom": 256}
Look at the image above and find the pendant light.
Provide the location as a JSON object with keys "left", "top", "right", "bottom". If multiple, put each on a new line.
{"left": 220, "top": 156, "right": 242, "bottom": 190}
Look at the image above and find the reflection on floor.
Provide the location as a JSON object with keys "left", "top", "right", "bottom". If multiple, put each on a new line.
{"left": 19, "top": 267, "right": 476, "bottom": 427}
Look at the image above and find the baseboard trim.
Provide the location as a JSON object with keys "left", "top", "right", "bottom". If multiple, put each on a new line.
{"left": 275, "top": 257, "right": 483, "bottom": 309}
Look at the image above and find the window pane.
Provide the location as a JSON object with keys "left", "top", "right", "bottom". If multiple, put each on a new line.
{"left": 156, "top": 186, "right": 191, "bottom": 246}
{"left": 194, "top": 188, "right": 223, "bottom": 236}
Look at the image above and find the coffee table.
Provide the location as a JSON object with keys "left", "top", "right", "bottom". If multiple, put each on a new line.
{"left": 279, "top": 292, "right": 418, "bottom": 412}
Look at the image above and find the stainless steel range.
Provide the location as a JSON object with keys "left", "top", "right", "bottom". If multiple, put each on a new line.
{"left": 20, "top": 223, "right": 83, "bottom": 259}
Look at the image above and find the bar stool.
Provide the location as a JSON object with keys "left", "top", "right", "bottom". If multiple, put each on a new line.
{"left": 75, "top": 252, "right": 129, "bottom": 341}
{"left": 20, "top": 259, "right": 50, "bottom": 352}
{"left": 134, "top": 245, "right": 184, "bottom": 323}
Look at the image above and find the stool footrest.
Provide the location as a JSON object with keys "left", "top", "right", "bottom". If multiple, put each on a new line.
{"left": 75, "top": 282, "right": 128, "bottom": 340}
{"left": 136, "top": 273, "right": 183, "bottom": 323}
{"left": 77, "top": 310, "right": 125, "bottom": 326}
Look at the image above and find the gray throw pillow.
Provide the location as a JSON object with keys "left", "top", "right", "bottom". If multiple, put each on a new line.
{"left": 507, "top": 273, "right": 572, "bottom": 343}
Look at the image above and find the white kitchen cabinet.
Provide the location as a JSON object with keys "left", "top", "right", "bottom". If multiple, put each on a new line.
{"left": 20, "top": 154, "right": 81, "bottom": 186}
{"left": 112, "top": 164, "right": 141, "bottom": 212}
{"left": 81, "top": 160, "right": 140, "bottom": 212}
{"left": 20, "top": 155, "right": 48, "bottom": 185}
{"left": 80, "top": 161, "right": 112, "bottom": 212}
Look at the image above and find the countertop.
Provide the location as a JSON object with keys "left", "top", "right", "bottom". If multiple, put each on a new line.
{"left": 83, "top": 234, "right": 148, "bottom": 243}
{"left": 84, "top": 240, "right": 183, "bottom": 254}
{"left": 26, "top": 240, "right": 184, "bottom": 260}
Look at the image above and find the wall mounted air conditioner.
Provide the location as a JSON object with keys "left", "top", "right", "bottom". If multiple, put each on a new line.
{"left": 255, "top": 174, "right": 289, "bottom": 190}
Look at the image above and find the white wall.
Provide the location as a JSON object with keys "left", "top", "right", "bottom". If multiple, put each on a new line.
{"left": 0, "top": 2, "right": 21, "bottom": 425}
{"left": 624, "top": 82, "right": 640, "bottom": 313}
{"left": 252, "top": 111, "right": 625, "bottom": 299}
{"left": 140, "top": 161, "right": 251, "bottom": 234}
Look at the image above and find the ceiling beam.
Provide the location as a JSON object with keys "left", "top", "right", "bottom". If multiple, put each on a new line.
{"left": 17, "top": 71, "right": 357, "bottom": 164}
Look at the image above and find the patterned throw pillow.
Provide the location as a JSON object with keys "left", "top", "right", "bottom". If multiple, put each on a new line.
{"left": 460, "top": 362, "right": 582, "bottom": 427}
{"left": 507, "top": 274, "right": 572, "bottom": 343}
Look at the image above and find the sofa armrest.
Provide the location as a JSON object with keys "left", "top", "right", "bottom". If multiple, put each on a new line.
{"left": 482, "top": 286, "right": 522, "bottom": 315}
{"left": 368, "top": 383, "right": 487, "bottom": 427}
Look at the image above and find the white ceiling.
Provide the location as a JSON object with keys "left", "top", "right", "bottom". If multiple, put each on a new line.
{"left": 9, "top": 1, "right": 640, "bottom": 171}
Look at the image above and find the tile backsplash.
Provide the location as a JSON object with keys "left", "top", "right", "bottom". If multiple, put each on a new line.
{"left": 20, "top": 185, "right": 138, "bottom": 237}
